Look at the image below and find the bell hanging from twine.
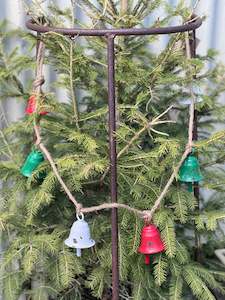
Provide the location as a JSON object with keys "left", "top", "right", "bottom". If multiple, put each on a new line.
{"left": 25, "top": 95, "right": 47, "bottom": 115}
{"left": 138, "top": 224, "right": 165, "bottom": 265}
{"left": 21, "top": 150, "right": 44, "bottom": 177}
{"left": 178, "top": 153, "right": 203, "bottom": 192}
{"left": 179, "top": 154, "right": 203, "bottom": 182}
{"left": 64, "top": 213, "right": 95, "bottom": 257}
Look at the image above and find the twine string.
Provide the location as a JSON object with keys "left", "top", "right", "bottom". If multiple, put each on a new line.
{"left": 34, "top": 123, "right": 83, "bottom": 212}
{"left": 33, "top": 39, "right": 45, "bottom": 94}
{"left": 33, "top": 77, "right": 45, "bottom": 91}
{"left": 32, "top": 39, "right": 82, "bottom": 213}
{"left": 32, "top": 30, "right": 195, "bottom": 220}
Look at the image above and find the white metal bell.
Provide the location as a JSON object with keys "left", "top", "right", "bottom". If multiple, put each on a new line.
{"left": 64, "top": 213, "right": 95, "bottom": 257}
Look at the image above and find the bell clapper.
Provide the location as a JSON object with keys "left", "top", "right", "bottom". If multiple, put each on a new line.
{"left": 76, "top": 248, "right": 82, "bottom": 257}
{"left": 187, "top": 182, "right": 193, "bottom": 192}
{"left": 145, "top": 254, "right": 150, "bottom": 265}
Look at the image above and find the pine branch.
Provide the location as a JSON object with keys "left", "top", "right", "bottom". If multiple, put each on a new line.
{"left": 169, "top": 274, "right": 183, "bottom": 300}
{"left": 100, "top": 105, "right": 174, "bottom": 183}
{"left": 183, "top": 268, "right": 216, "bottom": 300}
{"left": 0, "top": 38, "right": 24, "bottom": 95}
{"left": 153, "top": 254, "right": 168, "bottom": 286}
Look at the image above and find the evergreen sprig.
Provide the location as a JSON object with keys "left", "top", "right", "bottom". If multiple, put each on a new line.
{"left": 1, "top": 1, "right": 225, "bottom": 299}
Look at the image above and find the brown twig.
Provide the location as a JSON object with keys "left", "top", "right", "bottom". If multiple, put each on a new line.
{"left": 100, "top": 105, "right": 174, "bottom": 183}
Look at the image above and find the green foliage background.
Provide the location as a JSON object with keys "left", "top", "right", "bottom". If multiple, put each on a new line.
{"left": 1, "top": 1, "right": 225, "bottom": 299}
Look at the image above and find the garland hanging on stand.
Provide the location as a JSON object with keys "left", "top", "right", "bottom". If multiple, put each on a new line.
{"left": 21, "top": 20, "right": 203, "bottom": 264}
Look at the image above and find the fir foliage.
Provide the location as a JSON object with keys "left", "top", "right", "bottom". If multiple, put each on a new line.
{"left": 1, "top": 1, "right": 225, "bottom": 299}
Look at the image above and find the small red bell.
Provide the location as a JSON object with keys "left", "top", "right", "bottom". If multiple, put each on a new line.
{"left": 25, "top": 95, "right": 47, "bottom": 115}
{"left": 138, "top": 224, "right": 165, "bottom": 265}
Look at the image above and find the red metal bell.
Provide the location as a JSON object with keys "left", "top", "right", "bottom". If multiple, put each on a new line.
{"left": 138, "top": 224, "right": 165, "bottom": 265}
{"left": 25, "top": 95, "right": 47, "bottom": 115}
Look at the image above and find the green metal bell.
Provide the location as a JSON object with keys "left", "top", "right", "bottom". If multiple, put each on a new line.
{"left": 178, "top": 154, "right": 203, "bottom": 183}
{"left": 21, "top": 150, "right": 44, "bottom": 177}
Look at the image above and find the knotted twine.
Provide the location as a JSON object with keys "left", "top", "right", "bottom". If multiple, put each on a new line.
{"left": 32, "top": 32, "right": 195, "bottom": 223}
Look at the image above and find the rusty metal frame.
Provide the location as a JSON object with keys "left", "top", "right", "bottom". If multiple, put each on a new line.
{"left": 26, "top": 17, "right": 202, "bottom": 300}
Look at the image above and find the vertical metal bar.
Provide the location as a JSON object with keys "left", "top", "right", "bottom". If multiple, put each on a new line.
{"left": 191, "top": 29, "right": 198, "bottom": 143}
{"left": 190, "top": 29, "right": 202, "bottom": 262}
{"left": 107, "top": 34, "right": 119, "bottom": 300}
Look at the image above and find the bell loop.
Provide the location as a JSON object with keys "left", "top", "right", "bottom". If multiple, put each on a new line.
{"left": 144, "top": 216, "right": 151, "bottom": 226}
{"left": 76, "top": 212, "right": 84, "bottom": 221}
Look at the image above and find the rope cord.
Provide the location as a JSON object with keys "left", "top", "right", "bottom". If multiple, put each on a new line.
{"left": 32, "top": 33, "right": 195, "bottom": 221}
{"left": 33, "top": 39, "right": 82, "bottom": 212}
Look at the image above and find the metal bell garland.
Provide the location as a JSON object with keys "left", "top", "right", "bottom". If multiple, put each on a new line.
{"left": 138, "top": 224, "right": 165, "bottom": 265}
{"left": 25, "top": 95, "right": 47, "bottom": 115}
{"left": 64, "top": 213, "right": 95, "bottom": 257}
{"left": 21, "top": 150, "right": 44, "bottom": 177}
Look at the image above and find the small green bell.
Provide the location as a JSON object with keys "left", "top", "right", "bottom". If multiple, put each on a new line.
{"left": 178, "top": 154, "right": 203, "bottom": 183}
{"left": 21, "top": 150, "right": 44, "bottom": 177}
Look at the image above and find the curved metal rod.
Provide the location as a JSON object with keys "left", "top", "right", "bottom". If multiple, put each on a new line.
{"left": 26, "top": 17, "right": 202, "bottom": 36}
